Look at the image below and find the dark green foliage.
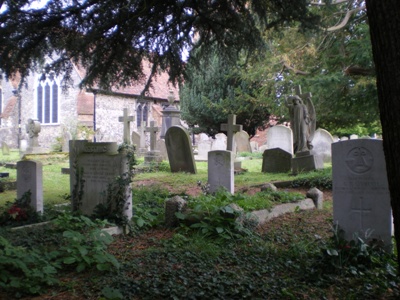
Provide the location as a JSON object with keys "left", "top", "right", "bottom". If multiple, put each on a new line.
{"left": 0, "top": 1, "right": 318, "bottom": 91}
{"left": 291, "top": 168, "right": 332, "bottom": 189}
{"left": 180, "top": 47, "right": 270, "bottom": 137}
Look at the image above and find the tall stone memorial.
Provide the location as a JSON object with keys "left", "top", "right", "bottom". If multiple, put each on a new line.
{"left": 17, "top": 160, "right": 43, "bottom": 213}
{"left": 332, "top": 139, "right": 392, "bottom": 248}
{"left": 25, "top": 118, "right": 42, "bottom": 153}
{"left": 165, "top": 125, "right": 197, "bottom": 173}
{"left": 69, "top": 140, "right": 132, "bottom": 219}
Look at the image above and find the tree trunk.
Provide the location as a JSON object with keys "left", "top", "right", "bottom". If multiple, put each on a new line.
{"left": 365, "top": 1, "right": 400, "bottom": 270}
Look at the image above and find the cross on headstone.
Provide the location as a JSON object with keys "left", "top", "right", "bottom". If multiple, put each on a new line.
{"left": 351, "top": 196, "right": 371, "bottom": 230}
{"left": 119, "top": 108, "right": 135, "bottom": 144}
{"left": 145, "top": 121, "right": 159, "bottom": 151}
{"left": 294, "top": 85, "right": 312, "bottom": 100}
{"left": 220, "top": 114, "right": 242, "bottom": 151}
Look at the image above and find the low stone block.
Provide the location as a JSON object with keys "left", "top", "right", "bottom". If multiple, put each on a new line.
{"left": 306, "top": 187, "right": 324, "bottom": 209}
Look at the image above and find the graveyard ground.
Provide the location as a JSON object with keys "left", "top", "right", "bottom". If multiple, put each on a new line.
{"left": 0, "top": 152, "right": 399, "bottom": 299}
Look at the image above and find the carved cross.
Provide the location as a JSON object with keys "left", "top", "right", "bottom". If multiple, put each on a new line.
{"left": 145, "top": 121, "right": 159, "bottom": 151}
{"left": 119, "top": 108, "right": 135, "bottom": 144}
{"left": 220, "top": 114, "right": 242, "bottom": 151}
{"left": 351, "top": 196, "right": 371, "bottom": 230}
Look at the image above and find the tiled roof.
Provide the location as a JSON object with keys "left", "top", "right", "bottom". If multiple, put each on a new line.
{"left": 0, "top": 96, "right": 18, "bottom": 118}
{"left": 73, "top": 60, "right": 180, "bottom": 101}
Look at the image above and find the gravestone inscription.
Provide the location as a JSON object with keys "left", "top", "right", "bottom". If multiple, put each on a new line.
{"left": 332, "top": 139, "right": 392, "bottom": 248}
{"left": 69, "top": 140, "right": 132, "bottom": 218}
{"left": 17, "top": 160, "right": 43, "bottom": 213}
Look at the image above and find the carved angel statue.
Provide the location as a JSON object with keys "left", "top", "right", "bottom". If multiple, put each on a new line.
{"left": 285, "top": 94, "right": 316, "bottom": 154}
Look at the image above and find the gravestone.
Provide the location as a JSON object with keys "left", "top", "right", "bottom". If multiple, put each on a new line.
{"left": 20, "top": 140, "right": 28, "bottom": 152}
{"left": 266, "top": 125, "right": 293, "bottom": 154}
{"left": 332, "top": 139, "right": 392, "bottom": 248}
{"left": 165, "top": 125, "right": 197, "bottom": 174}
{"left": 131, "top": 131, "right": 141, "bottom": 149}
{"left": 340, "top": 136, "right": 349, "bottom": 141}
{"left": 119, "top": 108, "right": 135, "bottom": 144}
{"left": 156, "top": 139, "right": 168, "bottom": 161}
{"left": 160, "top": 91, "right": 182, "bottom": 139}
{"left": 137, "top": 126, "right": 148, "bottom": 156}
{"left": 208, "top": 150, "right": 235, "bottom": 194}
{"left": 25, "top": 119, "right": 42, "bottom": 153}
{"left": 221, "top": 114, "right": 243, "bottom": 151}
{"left": 311, "top": 128, "right": 335, "bottom": 163}
{"left": 262, "top": 148, "right": 292, "bottom": 173}
{"left": 250, "top": 141, "right": 259, "bottom": 153}
{"left": 350, "top": 134, "right": 359, "bottom": 140}
{"left": 1, "top": 141, "right": 10, "bottom": 155}
{"left": 211, "top": 133, "right": 227, "bottom": 151}
{"left": 62, "top": 131, "right": 72, "bottom": 152}
{"left": 17, "top": 160, "right": 43, "bottom": 213}
{"left": 234, "top": 130, "right": 252, "bottom": 153}
{"left": 69, "top": 140, "right": 132, "bottom": 218}
{"left": 196, "top": 139, "right": 212, "bottom": 161}
{"left": 144, "top": 121, "right": 162, "bottom": 163}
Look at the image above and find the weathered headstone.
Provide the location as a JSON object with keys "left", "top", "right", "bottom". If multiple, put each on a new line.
{"left": 311, "top": 128, "right": 335, "bottom": 163}
{"left": 131, "top": 131, "right": 141, "bottom": 149}
{"left": 25, "top": 119, "right": 42, "bottom": 153}
{"left": 250, "top": 141, "right": 259, "bottom": 153}
{"left": 350, "top": 134, "right": 359, "bottom": 140}
{"left": 62, "top": 131, "right": 72, "bottom": 152}
{"left": 234, "top": 130, "right": 252, "bottom": 153}
{"left": 332, "top": 139, "right": 392, "bottom": 248}
{"left": 266, "top": 125, "right": 293, "bottom": 154}
{"left": 262, "top": 148, "right": 292, "bottom": 173}
{"left": 220, "top": 114, "right": 243, "bottom": 151}
{"left": 208, "top": 150, "right": 234, "bottom": 194}
{"left": 160, "top": 91, "right": 182, "bottom": 139}
{"left": 69, "top": 140, "right": 132, "bottom": 218}
{"left": 17, "top": 160, "right": 43, "bottom": 213}
{"left": 165, "top": 126, "right": 197, "bottom": 173}
{"left": 137, "top": 125, "right": 148, "bottom": 156}
{"left": 119, "top": 108, "right": 135, "bottom": 144}
{"left": 1, "top": 141, "right": 10, "bottom": 155}
{"left": 340, "top": 136, "right": 349, "bottom": 141}
{"left": 196, "top": 139, "right": 212, "bottom": 161}
{"left": 144, "top": 121, "right": 162, "bottom": 163}
{"left": 211, "top": 133, "right": 227, "bottom": 151}
{"left": 20, "top": 139, "right": 28, "bottom": 152}
{"left": 156, "top": 139, "right": 168, "bottom": 161}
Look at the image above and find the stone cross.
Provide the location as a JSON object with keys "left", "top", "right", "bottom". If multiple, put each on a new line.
{"left": 118, "top": 108, "right": 135, "bottom": 144}
{"left": 145, "top": 121, "right": 159, "bottom": 151}
{"left": 294, "top": 85, "right": 312, "bottom": 100}
{"left": 220, "top": 114, "right": 242, "bottom": 151}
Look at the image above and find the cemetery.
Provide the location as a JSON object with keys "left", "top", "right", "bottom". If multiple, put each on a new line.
{"left": 1, "top": 2, "right": 399, "bottom": 299}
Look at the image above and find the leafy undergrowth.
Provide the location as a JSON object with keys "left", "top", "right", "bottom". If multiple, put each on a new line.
{"left": 2, "top": 206, "right": 398, "bottom": 300}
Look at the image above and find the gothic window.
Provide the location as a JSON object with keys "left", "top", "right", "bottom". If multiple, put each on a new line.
{"left": 36, "top": 72, "right": 59, "bottom": 124}
{"left": 136, "top": 103, "right": 148, "bottom": 127}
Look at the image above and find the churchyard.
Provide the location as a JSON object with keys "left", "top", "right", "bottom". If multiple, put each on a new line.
{"left": 0, "top": 138, "right": 399, "bottom": 299}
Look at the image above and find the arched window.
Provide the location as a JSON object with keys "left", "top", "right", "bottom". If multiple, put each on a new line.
{"left": 136, "top": 103, "right": 148, "bottom": 127}
{"left": 36, "top": 72, "right": 59, "bottom": 124}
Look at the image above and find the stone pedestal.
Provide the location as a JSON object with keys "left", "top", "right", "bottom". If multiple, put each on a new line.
{"left": 144, "top": 150, "right": 163, "bottom": 163}
{"left": 291, "top": 151, "right": 323, "bottom": 173}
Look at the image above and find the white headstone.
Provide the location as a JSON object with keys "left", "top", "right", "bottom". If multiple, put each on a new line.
{"left": 220, "top": 114, "right": 243, "bottom": 151}
{"left": 156, "top": 139, "right": 168, "bottom": 161}
{"left": 208, "top": 150, "right": 234, "bottom": 194}
{"left": 250, "top": 141, "right": 259, "bottom": 153}
{"left": 350, "top": 134, "right": 359, "bottom": 140}
{"left": 332, "top": 139, "right": 392, "bottom": 248}
{"left": 311, "top": 128, "right": 334, "bottom": 163}
{"left": 340, "top": 136, "right": 349, "bottom": 141}
{"left": 196, "top": 139, "right": 212, "bottom": 161}
{"left": 266, "top": 125, "right": 293, "bottom": 154}
{"left": 17, "top": 160, "right": 43, "bottom": 213}
{"left": 234, "top": 130, "right": 252, "bottom": 153}
{"left": 211, "top": 133, "right": 227, "bottom": 151}
{"left": 119, "top": 108, "right": 135, "bottom": 144}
